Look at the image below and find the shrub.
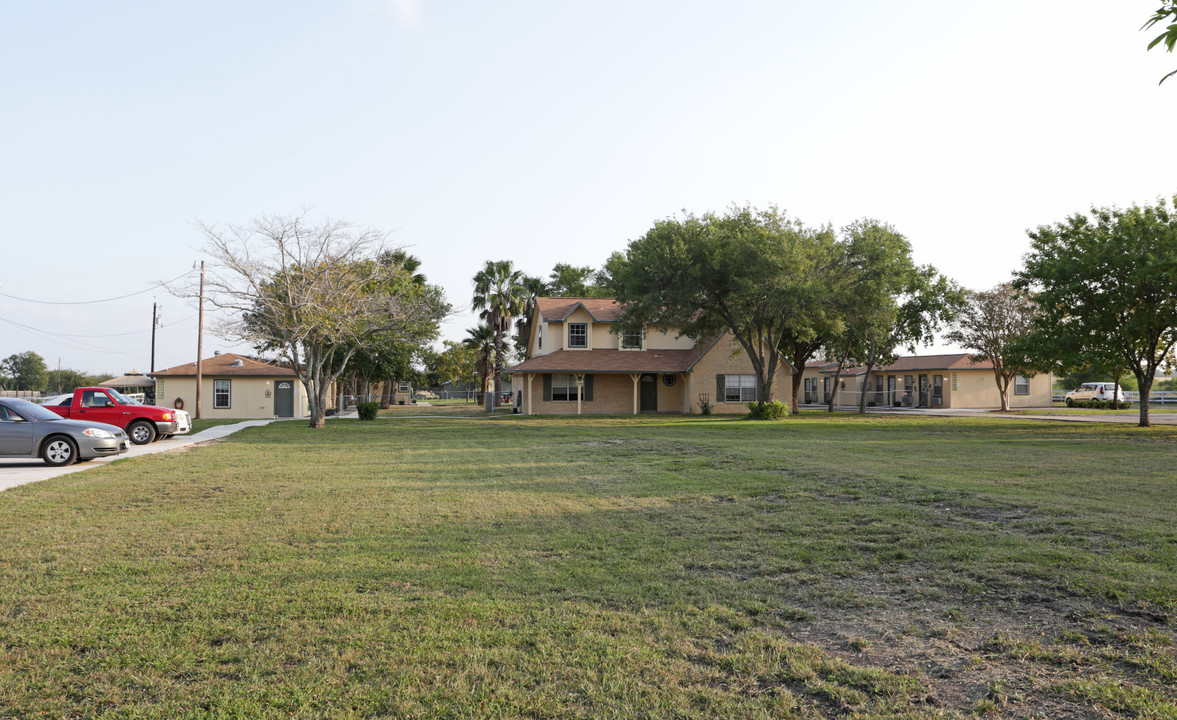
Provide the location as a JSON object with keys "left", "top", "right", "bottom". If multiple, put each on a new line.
{"left": 1071, "top": 399, "right": 1132, "bottom": 410}
{"left": 747, "top": 400, "right": 789, "bottom": 420}
{"left": 699, "top": 398, "right": 712, "bottom": 415}
{"left": 357, "top": 401, "right": 380, "bottom": 421}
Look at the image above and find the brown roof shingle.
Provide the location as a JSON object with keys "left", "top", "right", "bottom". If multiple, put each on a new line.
{"left": 507, "top": 345, "right": 715, "bottom": 374}
{"left": 152, "top": 353, "right": 297, "bottom": 378}
{"left": 820, "top": 353, "right": 995, "bottom": 375}
{"left": 536, "top": 297, "right": 622, "bottom": 323}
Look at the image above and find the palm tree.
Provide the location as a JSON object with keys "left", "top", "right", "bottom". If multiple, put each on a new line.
{"left": 463, "top": 323, "right": 496, "bottom": 399}
{"left": 472, "top": 260, "right": 527, "bottom": 408}
{"left": 378, "top": 249, "right": 427, "bottom": 286}
{"left": 514, "top": 274, "right": 549, "bottom": 356}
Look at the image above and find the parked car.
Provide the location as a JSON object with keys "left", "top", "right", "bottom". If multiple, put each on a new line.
{"left": 0, "top": 398, "right": 129, "bottom": 466}
{"left": 42, "top": 387, "right": 190, "bottom": 445}
{"left": 1064, "top": 382, "right": 1126, "bottom": 406}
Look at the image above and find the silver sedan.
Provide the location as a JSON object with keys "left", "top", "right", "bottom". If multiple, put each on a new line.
{"left": 0, "top": 398, "right": 129, "bottom": 466}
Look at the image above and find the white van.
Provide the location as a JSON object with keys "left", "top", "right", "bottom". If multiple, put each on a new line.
{"left": 1064, "top": 382, "right": 1126, "bottom": 406}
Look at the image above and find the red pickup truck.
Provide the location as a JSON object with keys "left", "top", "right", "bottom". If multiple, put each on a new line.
{"left": 43, "top": 388, "right": 191, "bottom": 445}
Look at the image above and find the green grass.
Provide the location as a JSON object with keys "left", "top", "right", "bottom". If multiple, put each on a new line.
{"left": 1, "top": 414, "right": 1175, "bottom": 718}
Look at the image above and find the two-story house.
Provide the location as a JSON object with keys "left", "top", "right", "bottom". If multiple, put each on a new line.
{"left": 505, "top": 297, "right": 792, "bottom": 415}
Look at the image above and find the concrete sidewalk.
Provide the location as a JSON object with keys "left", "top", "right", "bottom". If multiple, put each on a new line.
{"left": 0, "top": 419, "right": 280, "bottom": 493}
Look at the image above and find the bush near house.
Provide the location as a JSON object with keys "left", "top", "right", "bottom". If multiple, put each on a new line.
{"left": 747, "top": 400, "right": 790, "bottom": 419}
{"left": 1070, "top": 399, "right": 1133, "bottom": 410}
{"left": 356, "top": 401, "right": 380, "bottom": 420}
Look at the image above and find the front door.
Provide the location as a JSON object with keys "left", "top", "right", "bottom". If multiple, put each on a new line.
{"left": 918, "top": 375, "right": 929, "bottom": 407}
{"left": 275, "top": 381, "right": 294, "bottom": 417}
{"left": 887, "top": 376, "right": 897, "bottom": 406}
{"left": 640, "top": 374, "right": 658, "bottom": 412}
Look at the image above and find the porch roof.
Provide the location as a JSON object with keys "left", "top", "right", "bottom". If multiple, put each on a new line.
{"left": 507, "top": 346, "right": 711, "bottom": 374}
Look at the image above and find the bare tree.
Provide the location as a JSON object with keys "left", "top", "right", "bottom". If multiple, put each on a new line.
{"left": 946, "top": 283, "right": 1037, "bottom": 411}
{"left": 182, "top": 213, "right": 449, "bottom": 428}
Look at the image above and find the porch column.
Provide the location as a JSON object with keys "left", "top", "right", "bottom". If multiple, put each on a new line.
{"left": 575, "top": 373, "right": 585, "bottom": 416}
{"left": 630, "top": 373, "right": 640, "bottom": 415}
{"left": 526, "top": 373, "right": 535, "bottom": 415}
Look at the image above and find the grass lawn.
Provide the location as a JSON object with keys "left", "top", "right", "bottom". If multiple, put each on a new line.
{"left": 1, "top": 414, "right": 1174, "bottom": 719}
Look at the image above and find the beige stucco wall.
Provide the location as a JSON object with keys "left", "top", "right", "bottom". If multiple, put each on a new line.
{"left": 646, "top": 325, "right": 695, "bottom": 351}
{"left": 945, "top": 369, "right": 1053, "bottom": 408}
{"left": 154, "top": 376, "right": 308, "bottom": 419}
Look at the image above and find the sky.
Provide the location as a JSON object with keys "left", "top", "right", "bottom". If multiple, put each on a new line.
{"left": 1, "top": 1, "right": 1175, "bottom": 377}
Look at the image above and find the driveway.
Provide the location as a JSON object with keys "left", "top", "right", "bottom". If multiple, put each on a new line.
{"left": 0, "top": 419, "right": 278, "bottom": 493}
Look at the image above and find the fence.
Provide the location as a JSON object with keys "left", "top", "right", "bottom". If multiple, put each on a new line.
{"left": 336, "top": 390, "right": 516, "bottom": 413}
{"left": 1051, "top": 390, "right": 1177, "bottom": 405}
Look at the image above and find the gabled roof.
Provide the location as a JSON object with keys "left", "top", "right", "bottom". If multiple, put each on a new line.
{"left": 152, "top": 353, "right": 297, "bottom": 378}
{"left": 536, "top": 297, "right": 622, "bottom": 323}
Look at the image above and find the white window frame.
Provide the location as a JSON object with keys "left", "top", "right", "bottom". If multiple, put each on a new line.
{"left": 551, "top": 374, "right": 578, "bottom": 402}
{"left": 398, "top": 381, "right": 411, "bottom": 393}
{"left": 1014, "top": 375, "right": 1030, "bottom": 395}
{"left": 620, "top": 328, "right": 643, "bottom": 350}
{"left": 724, "top": 374, "right": 757, "bottom": 402}
{"left": 214, "top": 379, "right": 231, "bottom": 409}
{"left": 568, "top": 323, "right": 588, "bottom": 349}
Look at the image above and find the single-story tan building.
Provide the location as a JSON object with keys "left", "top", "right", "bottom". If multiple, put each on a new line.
{"left": 506, "top": 297, "right": 792, "bottom": 415}
{"left": 801, "top": 353, "right": 1053, "bottom": 409}
{"left": 152, "top": 353, "right": 310, "bottom": 419}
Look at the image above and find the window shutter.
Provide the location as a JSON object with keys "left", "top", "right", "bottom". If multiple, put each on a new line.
{"left": 716, "top": 374, "right": 725, "bottom": 401}
{"left": 584, "top": 374, "right": 593, "bottom": 401}
{"left": 542, "top": 374, "right": 552, "bottom": 401}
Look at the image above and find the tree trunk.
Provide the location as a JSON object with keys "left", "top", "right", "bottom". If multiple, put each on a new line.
{"left": 992, "top": 370, "right": 1010, "bottom": 412}
{"left": 827, "top": 360, "right": 847, "bottom": 412}
{"left": 1137, "top": 375, "right": 1152, "bottom": 427}
{"left": 858, "top": 365, "right": 875, "bottom": 414}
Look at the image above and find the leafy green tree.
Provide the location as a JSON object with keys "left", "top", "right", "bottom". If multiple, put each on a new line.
{"left": 345, "top": 251, "right": 445, "bottom": 405}
{"left": 828, "top": 221, "right": 963, "bottom": 414}
{"left": 1016, "top": 196, "right": 1177, "bottom": 426}
{"left": 2, "top": 351, "right": 48, "bottom": 392}
{"left": 472, "top": 260, "right": 528, "bottom": 409}
{"left": 1144, "top": 1, "right": 1177, "bottom": 84}
{"left": 463, "top": 323, "right": 496, "bottom": 397}
{"left": 513, "top": 273, "right": 550, "bottom": 357}
{"left": 774, "top": 228, "right": 846, "bottom": 413}
{"left": 195, "top": 214, "right": 450, "bottom": 429}
{"left": 607, "top": 205, "right": 816, "bottom": 406}
{"left": 435, "top": 340, "right": 479, "bottom": 400}
{"left": 547, "top": 263, "right": 609, "bottom": 298}
{"left": 945, "top": 284, "right": 1039, "bottom": 412}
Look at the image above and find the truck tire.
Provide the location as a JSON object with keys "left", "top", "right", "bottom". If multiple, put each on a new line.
{"left": 42, "top": 436, "right": 78, "bottom": 467}
{"left": 128, "top": 420, "right": 157, "bottom": 445}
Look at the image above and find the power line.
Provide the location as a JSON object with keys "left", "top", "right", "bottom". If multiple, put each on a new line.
{"left": 0, "top": 313, "right": 196, "bottom": 339}
{"left": 0, "top": 316, "right": 137, "bottom": 356}
{"left": 0, "top": 270, "right": 193, "bottom": 305}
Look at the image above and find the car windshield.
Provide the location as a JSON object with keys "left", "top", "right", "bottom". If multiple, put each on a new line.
{"left": 107, "top": 389, "right": 142, "bottom": 405}
{"left": 4, "top": 399, "right": 63, "bottom": 422}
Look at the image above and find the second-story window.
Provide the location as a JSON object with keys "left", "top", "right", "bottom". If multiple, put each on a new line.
{"left": 621, "top": 329, "right": 642, "bottom": 349}
{"left": 568, "top": 323, "right": 588, "bottom": 348}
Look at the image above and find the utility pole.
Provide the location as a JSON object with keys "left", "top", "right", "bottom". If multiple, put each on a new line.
{"left": 150, "top": 302, "right": 158, "bottom": 373}
{"left": 195, "top": 261, "right": 205, "bottom": 420}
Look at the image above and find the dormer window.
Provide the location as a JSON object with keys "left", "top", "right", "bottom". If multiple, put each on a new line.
{"left": 568, "top": 323, "right": 588, "bottom": 348}
{"left": 621, "top": 329, "right": 642, "bottom": 350}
